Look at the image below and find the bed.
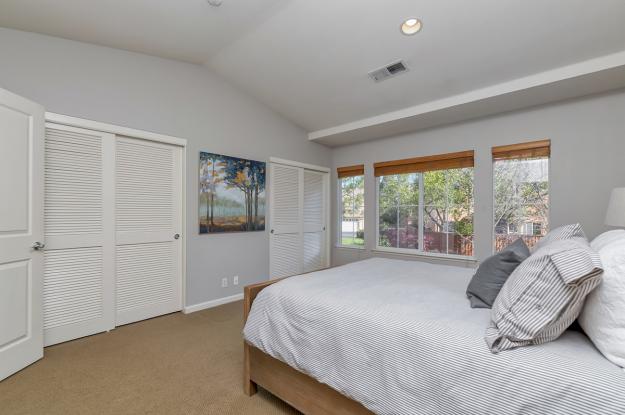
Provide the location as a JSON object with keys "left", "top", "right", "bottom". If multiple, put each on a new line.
{"left": 243, "top": 257, "right": 625, "bottom": 415}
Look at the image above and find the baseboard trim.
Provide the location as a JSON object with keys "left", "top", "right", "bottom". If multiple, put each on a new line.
{"left": 183, "top": 293, "right": 244, "bottom": 314}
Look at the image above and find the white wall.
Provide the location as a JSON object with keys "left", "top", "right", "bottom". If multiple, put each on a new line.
{"left": 332, "top": 89, "right": 625, "bottom": 267}
{"left": 0, "top": 28, "right": 331, "bottom": 307}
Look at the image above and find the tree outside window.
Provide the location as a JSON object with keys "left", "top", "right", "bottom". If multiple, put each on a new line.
{"left": 340, "top": 175, "right": 365, "bottom": 247}
{"left": 423, "top": 168, "right": 474, "bottom": 256}
{"left": 378, "top": 173, "right": 420, "bottom": 249}
{"left": 377, "top": 168, "right": 474, "bottom": 257}
{"left": 493, "top": 157, "right": 549, "bottom": 251}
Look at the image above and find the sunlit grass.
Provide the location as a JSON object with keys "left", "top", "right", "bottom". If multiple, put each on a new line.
{"left": 341, "top": 237, "right": 364, "bottom": 247}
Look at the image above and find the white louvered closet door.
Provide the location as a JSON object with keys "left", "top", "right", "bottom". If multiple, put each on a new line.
{"left": 269, "top": 163, "right": 303, "bottom": 278}
{"left": 303, "top": 170, "right": 328, "bottom": 273}
{"left": 43, "top": 124, "right": 115, "bottom": 346}
{"left": 115, "top": 137, "right": 182, "bottom": 326}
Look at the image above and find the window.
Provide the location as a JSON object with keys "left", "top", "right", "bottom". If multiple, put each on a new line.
{"left": 493, "top": 140, "right": 550, "bottom": 252}
{"left": 378, "top": 173, "right": 419, "bottom": 249}
{"left": 375, "top": 151, "right": 474, "bottom": 257}
{"left": 338, "top": 165, "right": 365, "bottom": 248}
{"left": 423, "top": 169, "right": 474, "bottom": 256}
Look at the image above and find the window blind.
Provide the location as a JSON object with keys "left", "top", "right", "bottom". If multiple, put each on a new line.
{"left": 374, "top": 150, "right": 474, "bottom": 177}
{"left": 337, "top": 164, "right": 365, "bottom": 178}
{"left": 492, "top": 139, "right": 550, "bottom": 161}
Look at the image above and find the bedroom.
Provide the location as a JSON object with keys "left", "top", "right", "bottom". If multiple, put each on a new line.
{"left": 1, "top": 1, "right": 625, "bottom": 414}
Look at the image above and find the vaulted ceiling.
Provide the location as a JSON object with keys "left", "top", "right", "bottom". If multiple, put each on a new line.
{"left": 0, "top": 0, "right": 290, "bottom": 63}
{"left": 2, "top": 0, "right": 625, "bottom": 144}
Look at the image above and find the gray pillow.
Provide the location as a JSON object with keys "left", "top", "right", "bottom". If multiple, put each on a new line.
{"left": 466, "top": 238, "right": 530, "bottom": 309}
{"left": 485, "top": 236, "right": 603, "bottom": 353}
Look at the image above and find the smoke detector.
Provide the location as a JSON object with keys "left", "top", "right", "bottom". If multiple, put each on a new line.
{"left": 368, "top": 60, "right": 409, "bottom": 82}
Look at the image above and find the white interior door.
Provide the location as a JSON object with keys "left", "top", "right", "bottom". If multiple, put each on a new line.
{"left": 269, "top": 163, "right": 303, "bottom": 278}
{"left": 115, "top": 136, "right": 182, "bottom": 326}
{"left": 303, "top": 170, "right": 329, "bottom": 273}
{"left": 0, "top": 88, "right": 44, "bottom": 381}
{"left": 42, "top": 124, "right": 115, "bottom": 346}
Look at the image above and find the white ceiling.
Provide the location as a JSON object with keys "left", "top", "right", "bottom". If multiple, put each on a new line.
{"left": 0, "top": 0, "right": 290, "bottom": 63}
{"left": 208, "top": 0, "right": 625, "bottom": 132}
{"left": 2, "top": 0, "right": 625, "bottom": 141}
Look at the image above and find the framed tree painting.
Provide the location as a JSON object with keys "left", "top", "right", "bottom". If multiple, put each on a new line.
{"left": 199, "top": 152, "right": 266, "bottom": 233}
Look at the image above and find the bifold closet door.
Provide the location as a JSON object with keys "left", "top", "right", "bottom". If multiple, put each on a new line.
{"left": 269, "top": 162, "right": 329, "bottom": 278}
{"left": 269, "top": 163, "right": 303, "bottom": 278}
{"left": 115, "top": 137, "right": 182, "bottom": 326}
{"left": 43, "top": 124, "right": 115, "bottom": 346}
{"left": 302, "top": 170, "right": 328, "bottom": 273}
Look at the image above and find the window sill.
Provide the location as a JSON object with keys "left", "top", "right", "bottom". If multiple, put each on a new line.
{"left": 371, "top": 247, "right": 477, "bottom": 266}
{"left": 335, "top": 245, "right": 366, "bottom": 250}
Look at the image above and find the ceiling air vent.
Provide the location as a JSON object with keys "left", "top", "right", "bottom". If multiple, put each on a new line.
{"left": 368, "top": 60, "right": 409, "bottom": 82}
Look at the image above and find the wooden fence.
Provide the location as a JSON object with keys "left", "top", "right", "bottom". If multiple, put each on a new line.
{"left": 494, "top": 234, "right": 542, "bottom": 251}
{"left": 380, "top": 230, "right": 542, "bottom": 256}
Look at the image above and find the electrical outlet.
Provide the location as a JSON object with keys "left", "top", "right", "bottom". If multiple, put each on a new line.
{"left": 221, "top": 277, "right": 228, "bottom": 288}
{"left": 233, "top": 276, "right": 239, "bottom": 286}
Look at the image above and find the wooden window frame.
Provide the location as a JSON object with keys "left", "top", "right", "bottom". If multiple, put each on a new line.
{"left": 337, "top": 164, "right": 364, "bottom": 178}
{"left": 492, "top": 139, "right": 550, "bottom": 161}
{"left": 374, "top": 150, "right": 474, "bottom": 177}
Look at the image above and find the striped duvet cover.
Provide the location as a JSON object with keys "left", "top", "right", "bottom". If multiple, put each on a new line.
{"left": 244, "top": 257, "right": 625, "bottom": 415}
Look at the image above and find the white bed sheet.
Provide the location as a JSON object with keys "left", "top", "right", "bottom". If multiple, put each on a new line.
{"left": 244, "top": 257, "right": 625, "bottom": 415}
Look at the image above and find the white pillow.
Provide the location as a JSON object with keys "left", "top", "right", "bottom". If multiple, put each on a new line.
{"left": 590, "top": 229, "right": 625, "bottom": 252}
{"left": 579, "top": 238, "right": 625, "bottom": 368}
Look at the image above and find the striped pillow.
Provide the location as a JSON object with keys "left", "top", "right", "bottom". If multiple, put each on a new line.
{"left": 533, "top": 223, "right": 586, "bottom": 251}
{"left": 486, "top": 237, "right": 603, "bottom": 353}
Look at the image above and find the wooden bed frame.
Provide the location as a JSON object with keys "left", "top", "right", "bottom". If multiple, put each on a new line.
{"left": 243, "top": 278, "right": 374, "bottom": 415}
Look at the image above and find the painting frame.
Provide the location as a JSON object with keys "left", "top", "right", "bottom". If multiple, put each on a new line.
{"left": 199, "top": 152, "right": 266, "bottom": 234}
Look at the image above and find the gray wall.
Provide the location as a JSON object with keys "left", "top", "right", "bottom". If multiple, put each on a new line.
{"left": 332, "top": 89, "right": 625, "bottom": 267}
{"left": 2, "top": 28, "right": 624, "bottom": 307}
{"left": 0, "top": 28, "right": 331, "bottom": 307}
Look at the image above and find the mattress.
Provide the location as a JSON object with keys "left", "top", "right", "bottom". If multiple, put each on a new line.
{"left": 243, "top": 257, "right": 625, "bottom": 415}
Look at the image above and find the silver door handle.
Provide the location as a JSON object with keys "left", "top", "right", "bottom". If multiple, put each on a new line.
{"left": 32, "top": 241, "right": 45, "bottom": 250}
{"left": 174, "top": 234, "right": 180, "bottom": 240}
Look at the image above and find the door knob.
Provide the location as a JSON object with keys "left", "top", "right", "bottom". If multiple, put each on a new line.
{"left": 31, "top": 241, "right": 45, "bottom": 250}
{"left": 174, "top": 234, "right": 180, "bottom": 240}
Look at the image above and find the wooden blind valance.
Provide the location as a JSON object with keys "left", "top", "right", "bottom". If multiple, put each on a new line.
{"left": 337, "top": 164, "right": 364, "bottom": 178}
{"left": 492, "top": 139, "right": 550, "bottom": 161}
{"left": 374, "top": 150, "right": 474, "bottom": 177}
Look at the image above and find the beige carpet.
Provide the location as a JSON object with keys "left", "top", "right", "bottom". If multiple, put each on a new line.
{"left": 0, "top": 301, "right": 300, "bottom": 415}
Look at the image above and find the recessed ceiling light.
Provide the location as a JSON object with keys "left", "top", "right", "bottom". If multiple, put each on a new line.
{"left": 401, "top": 18, "right": 422, "bottom": 35}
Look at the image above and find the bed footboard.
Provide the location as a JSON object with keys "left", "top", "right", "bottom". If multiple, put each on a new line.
{"left": 243, "top": 278, "right": 283, "bottom": 396}
{"left": 242, "top": 276, "right": 373, "bottom": 414}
